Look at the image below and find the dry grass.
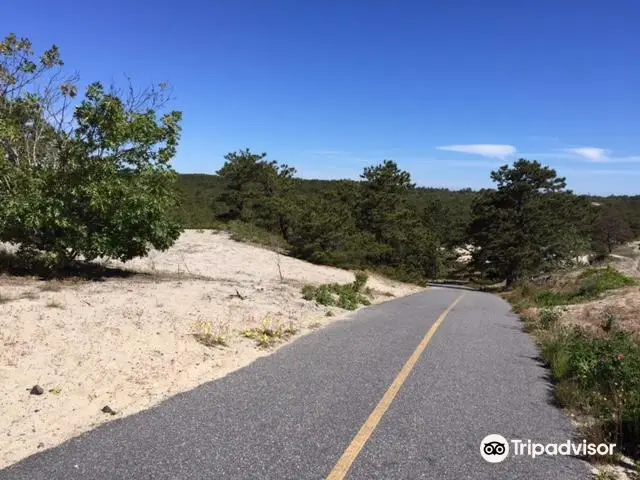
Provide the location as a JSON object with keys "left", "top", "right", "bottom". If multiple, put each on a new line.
{"left": 192, "top": 317, "right": 230, "bottom": 347}
{"left": 39, "top": 281, "right": 63, "bottom": 292}
{"left": 45, "top": 298, "right": 65, "bottom": 309}
{"left": 20, "top": 290, "right": 39, "bottom": 300}
{"left": 242, "top": 317, "right": 299, "bottom": 348}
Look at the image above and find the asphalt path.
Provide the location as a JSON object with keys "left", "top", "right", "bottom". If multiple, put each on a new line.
{"left": 1, "top": 287, "right": 591, "bottom": 479}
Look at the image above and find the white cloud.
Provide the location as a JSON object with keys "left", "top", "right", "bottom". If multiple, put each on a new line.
{"left": 565, "top": 147, "right": 611, "bottom": 162}
{"left": 436, "top": 144, "right": 517, "bottom": 159}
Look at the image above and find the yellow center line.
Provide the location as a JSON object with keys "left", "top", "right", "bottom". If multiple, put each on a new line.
{"left": 326, "top": 293, "right": 465, "bottom": 480}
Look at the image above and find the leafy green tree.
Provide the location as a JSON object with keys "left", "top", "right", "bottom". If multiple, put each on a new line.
{"left": 289, "top": 181, "right": 377, "bottom": 267}
{"left": 215, "top": 149, "right": 296, "bottom": 239}
{"left": 592, "top": 205, "right": 634, "bottom": 254}
{"left": 358, "top": 160, "right": 441, "bottom": 279}
{"left": 469, "top": 159, "right": 588, "bottom": 287}
{"left": 358, "top": 160, "right": 414, "bottom": 243}
{"left": 0, "top": 33, "right": 183, "bottom": 268}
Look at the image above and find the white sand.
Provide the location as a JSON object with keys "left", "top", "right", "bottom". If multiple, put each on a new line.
{"left": 0, "top": 230, "right": 422, "bottom": 468}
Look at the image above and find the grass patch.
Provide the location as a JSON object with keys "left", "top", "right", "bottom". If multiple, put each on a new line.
{"left": 308, "top": 321, "right": 322, "bottom": 329}
{"left": 511, "top": 267, "right": 635, "bottom": 309}
{"left": 301, "top": 272, "right": 372, "bottom": 310}
{"left": 242, "top": 318, "right": 298, "bottom": 348}
{"left": 511, "top": 272, "right": 640, "bottom": 460}
{"left": 535, "top": 326, "right": 640, "bottom": 458}
{"left": 192, "top": 319, "right": 229, "bottom": 347}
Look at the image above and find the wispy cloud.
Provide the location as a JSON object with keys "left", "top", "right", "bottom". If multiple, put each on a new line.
{"left": 436, "top": 144, "right": 517, "bottom": 159}
{"left": 559, "top": 147, "right": 640, "bottom": 164}
{"left": 565, "top": 147, "right": 611, "bottom": 162}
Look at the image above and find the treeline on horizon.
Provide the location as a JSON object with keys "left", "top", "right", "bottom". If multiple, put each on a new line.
{"left": 173, "top": 149, "right": 640, "bottom": 285}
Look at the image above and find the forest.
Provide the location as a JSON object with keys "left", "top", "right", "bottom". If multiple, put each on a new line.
{"left": 173, "top": 149, "right": 640, "bottom": 285}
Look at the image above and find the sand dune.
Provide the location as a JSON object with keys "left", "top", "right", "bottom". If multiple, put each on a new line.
{"left": 0, "top": 230, "right": 422, "bottom": 468}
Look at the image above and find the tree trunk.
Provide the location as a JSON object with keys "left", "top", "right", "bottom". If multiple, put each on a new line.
{"left": 505, "top": 269, "right": 520, "bottom": 289}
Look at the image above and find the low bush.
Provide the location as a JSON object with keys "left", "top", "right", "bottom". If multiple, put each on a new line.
{"left": 601, "top": 308, "right": 618, "bottom": 334}
{"left": 538, "top": 308, "right": 561, "bottom": 330}
{"left": 301, "top": 273, "right": 372, "bottom": 310}
{"left": 539, "top": 327, "right": 640, "bottom": 456}
{"left": 511, "top": 268, "right": 635, "bottom": 310}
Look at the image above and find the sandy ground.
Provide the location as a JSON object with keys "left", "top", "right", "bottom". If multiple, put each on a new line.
{"left": 0, "top": 230, "right": 422, "bottom": 468}
{"left": 558, "top": 243, "right": 640, "bottom": 337}
{"left": 560, "top": 286, "right": 640, "bottom": 336}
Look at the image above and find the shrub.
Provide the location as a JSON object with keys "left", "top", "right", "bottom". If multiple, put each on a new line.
{"left": 300, "top": 275, "right": 373, "bottom": 311}
{"left": 602, "top": 308, "right": 618, "bottom": 333}
{"left": 540, "top": 328, "right": 640, "bottom": 454}
{"left": 301, "top": 284, "right": 316, "bottom": 301}
{"left": 353, "top": 271, "right": 369, "bottom": 291}
{"left": 315, "top": 285, "right": 336, "bottom": 306}
{"left": 0, "top": 35, "right": 183, "bottom": 270}
{"left": 538, "top": 308, "right": 560, "bottom": 330}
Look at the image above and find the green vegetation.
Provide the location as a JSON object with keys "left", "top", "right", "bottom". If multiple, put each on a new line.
{"left": 0, "top": 33, "right": 182, "bottom": 273}
{"left": 511, "top": 267, "right": 640, "bottom": 459}
{"left": 592, "top": 205, "right": 635, "bottom": 255}
{"left": 174, "top": 155, "right": 640, "bottom": 286}
{"left": 468, "top": 160, "right": 591, "bottom": 287}
{"left": 178, "top": 153, "right": 457, "bottom": 282}
{"left": 510, "top": 267, "right": 635, "bottom": 309}
{"left": 537, "top": 308, "right": 560, "bottom": 330}
{"left": 242, "top": 318, "right": 299, "bottom": 349}
{"left": 173, "top": 159, "right": 640, "bottom": 289}
{"left": 218, "top": 220, "right": 289, "bottom": 251}
{"left": 302, "top": 272, "right": 372, "bottom": 310}
{"left": 538, "top": 326, "right": 640, "bottom": 456}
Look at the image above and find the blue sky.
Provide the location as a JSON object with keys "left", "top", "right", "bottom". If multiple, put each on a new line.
{"left": 4, "top": 0, "right": 640, "bottom": 194}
